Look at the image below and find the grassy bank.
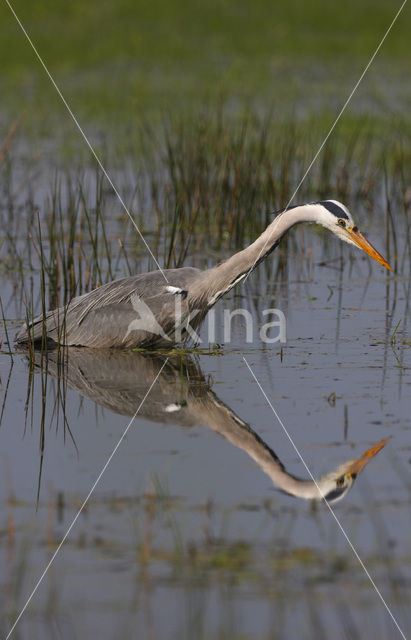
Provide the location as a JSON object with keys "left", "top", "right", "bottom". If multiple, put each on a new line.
{"left": 0, "top": 0, "right": 409, "bottom": 132}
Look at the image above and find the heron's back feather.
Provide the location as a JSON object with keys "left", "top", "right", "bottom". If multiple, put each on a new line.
{"left": 15, "top": 267, "right": 202, "bottom": 348}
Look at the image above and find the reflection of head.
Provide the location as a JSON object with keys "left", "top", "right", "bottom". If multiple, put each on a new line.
{"left": 277, "top": 465, "right": 357, "bottom": 504}
{"left": 26, "top": 347, "right": 389, "bottom": 504}
{"left": 320, "top": 439, "right": 390, "bottom": 503}
{"left": 319, "top": 471, "right": 356, "bottom": 504}
{"left": 273, "top": 439, "right": 390, "bottom": 503}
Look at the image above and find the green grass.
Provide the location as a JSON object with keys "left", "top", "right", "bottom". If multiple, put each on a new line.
{"left": 0, "top": 0, "right": 409, "bottom": 132}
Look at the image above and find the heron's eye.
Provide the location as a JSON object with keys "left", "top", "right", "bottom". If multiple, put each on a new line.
{"left": 336, "top": 476, "right": 345, "bottom": 487}
{"left": 338, "top": 219, "right": 346, "bottom": 228}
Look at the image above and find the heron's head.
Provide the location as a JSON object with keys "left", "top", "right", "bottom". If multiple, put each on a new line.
{"left": 313, "top": 200, "right": 391, "bottom": 270}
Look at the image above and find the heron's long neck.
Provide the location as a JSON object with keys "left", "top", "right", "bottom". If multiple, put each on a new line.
{"left": 193, "top": 205, "right": 319, "bottom": 304}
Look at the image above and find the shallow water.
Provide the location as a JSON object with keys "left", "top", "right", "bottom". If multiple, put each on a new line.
{"left": 1, "top": 202, "right": 410, "bottom": 639}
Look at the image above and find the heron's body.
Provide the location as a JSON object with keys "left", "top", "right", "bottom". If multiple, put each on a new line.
{"left": 25, "top": 268, "right": 204, "bottom": 348}
{"left": 15, "top": 200, "right": 390, "bottom": 348}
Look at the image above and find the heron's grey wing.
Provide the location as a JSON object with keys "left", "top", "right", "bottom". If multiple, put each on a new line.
{"left": 15, "top": 267, "right": 202, "bottom": 347}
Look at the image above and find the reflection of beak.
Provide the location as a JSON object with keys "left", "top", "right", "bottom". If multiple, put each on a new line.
{"left": 347, "top": 437, "right": 391, "bottom": 475}
{"left": 348, "top": 228, "right": 391, "bottom": 270}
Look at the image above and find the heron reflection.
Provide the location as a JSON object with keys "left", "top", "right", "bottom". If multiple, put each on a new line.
{"left": 29, "top": 348, "right": 388, "bottom": 504}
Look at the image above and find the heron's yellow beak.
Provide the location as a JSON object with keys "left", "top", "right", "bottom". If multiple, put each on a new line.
{"left": 346, "top": 436, "right": 390, "bottom": 476}
{"left": 348, "top": 228, "right": 391, "bottom": 271}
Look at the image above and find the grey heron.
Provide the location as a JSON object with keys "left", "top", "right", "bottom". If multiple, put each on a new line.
{"left": 28, "top": 348, "right": 388, "bottom": 502}
{"left": 15, "top": 200, "right": 391, "bottom": 348}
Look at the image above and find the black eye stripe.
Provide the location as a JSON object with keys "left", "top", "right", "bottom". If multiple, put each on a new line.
{"left": 316, "top": 200, "right": 349, "bottom": 219}
{"left": 273, "top": 201, "right": 350, "bottom": 220}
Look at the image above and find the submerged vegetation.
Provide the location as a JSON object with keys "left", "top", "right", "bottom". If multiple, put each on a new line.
{"left": 2, "top": 471, "right": 411, "bottom": 639}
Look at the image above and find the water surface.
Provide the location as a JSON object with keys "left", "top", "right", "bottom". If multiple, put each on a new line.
{"left": 1, "top": 211, "right": 410, "bottom": 638}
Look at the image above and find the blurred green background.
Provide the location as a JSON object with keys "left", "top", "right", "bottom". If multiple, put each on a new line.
{"left": 0, "top": 0, "right": 409, "bottom": 133}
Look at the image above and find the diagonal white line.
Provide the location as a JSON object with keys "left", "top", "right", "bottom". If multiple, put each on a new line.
{"left": 242, "top": 356, "right": 407, "bottom": 640}
{"left": 243, "top": 0, "right": 407, "bottom": 284}
{"left": 4, "top": 0, "right": 169, "bottom": 283}
{"left": 5, "top": 357, "right": 169, "bottom": 640}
